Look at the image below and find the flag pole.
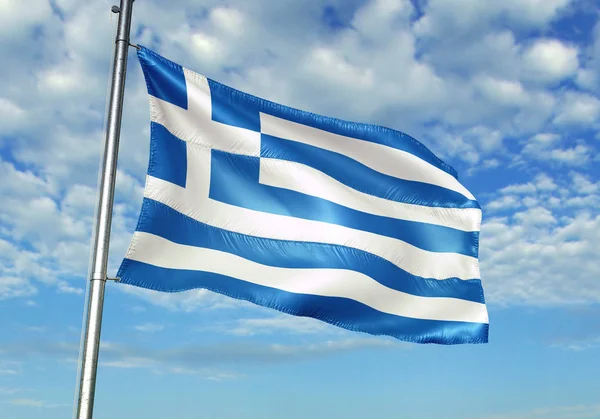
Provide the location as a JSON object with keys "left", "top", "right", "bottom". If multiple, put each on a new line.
{"left": 74, "top": 1, "right": 135, "bottom": 418}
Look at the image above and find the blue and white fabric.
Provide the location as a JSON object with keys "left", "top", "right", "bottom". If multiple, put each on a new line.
{"left": 117, "top": 46, "right": 489, "bottom": 345}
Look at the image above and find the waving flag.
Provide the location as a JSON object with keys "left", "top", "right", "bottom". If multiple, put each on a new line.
{"left": 117, "top": 46, "right": 489, "bottom": 345}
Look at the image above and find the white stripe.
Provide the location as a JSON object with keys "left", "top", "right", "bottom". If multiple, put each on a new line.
{"left": 143, "top": 145, "right": 480, "bottom": 281}
{"left": 260, "top": 158, "right": 481, "bottom": 232}
{"left": 127, "top": 231, "right": 489, "bottom": 324}
{"left": 260, "top": 113, "right": 476, "bottom": 201}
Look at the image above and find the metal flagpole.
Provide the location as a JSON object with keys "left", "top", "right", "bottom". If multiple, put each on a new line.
{"left": 74, "top": 1, "right": 135, "bottom": 418}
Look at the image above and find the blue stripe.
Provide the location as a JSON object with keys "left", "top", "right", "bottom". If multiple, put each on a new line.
{"left": 261, "top": 134, "right": 480, "bottom": 209}
{"left": 138, "top": 47, "right": 188, "bottom": 109}
{"left": 136, "top": 45, "right": 458, "bottom": 179}
{"left": 117, "top": 259, "right": 488, "bottom": 345}
{"left": 209, "top": 150, "right": 479, "bottom": 257}
{"left": 148, "top": 122, "right": 187, "bottom": 188}
{"left": 126, "top": 198, "right": 485, "bottom": 302}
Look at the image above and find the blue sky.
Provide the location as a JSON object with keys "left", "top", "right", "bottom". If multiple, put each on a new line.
{"left": 1, "top": 0, "right": 600, "bottom": 418}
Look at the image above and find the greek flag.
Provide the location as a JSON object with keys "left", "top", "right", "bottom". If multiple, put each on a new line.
{"left": 117, "top": 46, "right": 489, "bottom": 345}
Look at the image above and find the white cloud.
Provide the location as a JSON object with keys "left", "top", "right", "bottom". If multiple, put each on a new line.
{"left": 481, "top": 403, "right": 600, "bottom": 419}
{"left": 524, "top": 133, "right": 561, "bottom": 151}
{"left": 500, "top": 182, "right": 537, "bottom": 195}
{"left": 0, "top": 0, "right": 53, "bottom": 37}
{"left": 0, "top": 369, "right": 18, "bottom": 375}
{"left": 190, "top": 32, "right": 224, "bottom": 62}
{"left": 553, "top": 91, "right": 600, "bottom": 125}
{"left": 220, "top": 314, "right": 338, "bottom": 336}
{"left": 549, "top": 144, "right": 591, "bottom": 165}
{"left": 552, "top": 335, "right": 600, "bottom": 351}
{"left": 466, "top": 157, "right": 502, "bottom": 176}
{"left": 502, "top": 0, "right": 572, "bottom": 26}
{"left": 0, "top": 98, "right": 26, "bottom": 132}
{"left": 0, "top": 277, "right": 37, "bottom": 300}
{"left": 0, "top": 156, "right": 129, "bottom": 298}
{"left": 3, "top": 335, "right": 404, "bottom": 378}
{"left": 474, "top": 76, "right": 528, "bottom": 106}
{"left": 208, "top": 7, "right": 245, "bottom": 35}
{"left": 9, "top": 398, "right": 68, "bottom": 409}
{"left": 351, "top": 0, "right": 414, "bottom": 40}
{"left": 0, "top": 360, "right": 21, "bottom": 375}
{"left": 26, "top": 326, "right": 45, "bottom": 333}
{"left": 0, "top": 387, "right": 20, "bottom": 395}
{"left": 101, "top": 357, "right": 156, "bottom": 369}
{"left": 577, "top": 20, "right": 600, "bottom": 92}
{"left": 303, "top": 47, "right": 374, "bottom": 91}
{"left": 194, "top": 370, "right": 243, "bottom": 381}
{"left": 37, "top": 66, "right": 84, "bottom": 94}
{"left": 0, "top": 159, "right": 54, "bottom": 201}
{"left": 425, "top": 125, "right": 505, "bottom": 165}
{"left": 486, "top": 195, "right": 521, "bottom": 212}
{"left": 522, "top": 39, "right": 579, "bottom": 84}
{"left": 414, "top": 0, "right": 571, "bottom": 40}
{"left": 100, "top": 357, "right": 242, "bottom": 382}
{"left": 570, "top": 172, "right": 599, "bottom": 194}
{"left": 534, "top": 173, "right": 559, "bottom": 191}
{"left": 480, "top": 171, "right": 600, "bottom": 306}
{"left": 512, "top": 207, "right": 557, "bottom": 225}
{"left": 134, "top": 323, "right": 164, "bottom": 333}
{"left": 520, "top": 133, "right": 592, "bottom": 166}
{"left": 267, "top": 337, "right": 408, "bottom": 355}
{"left": 56, "top": 281, "right": 84, "bottom": 295}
